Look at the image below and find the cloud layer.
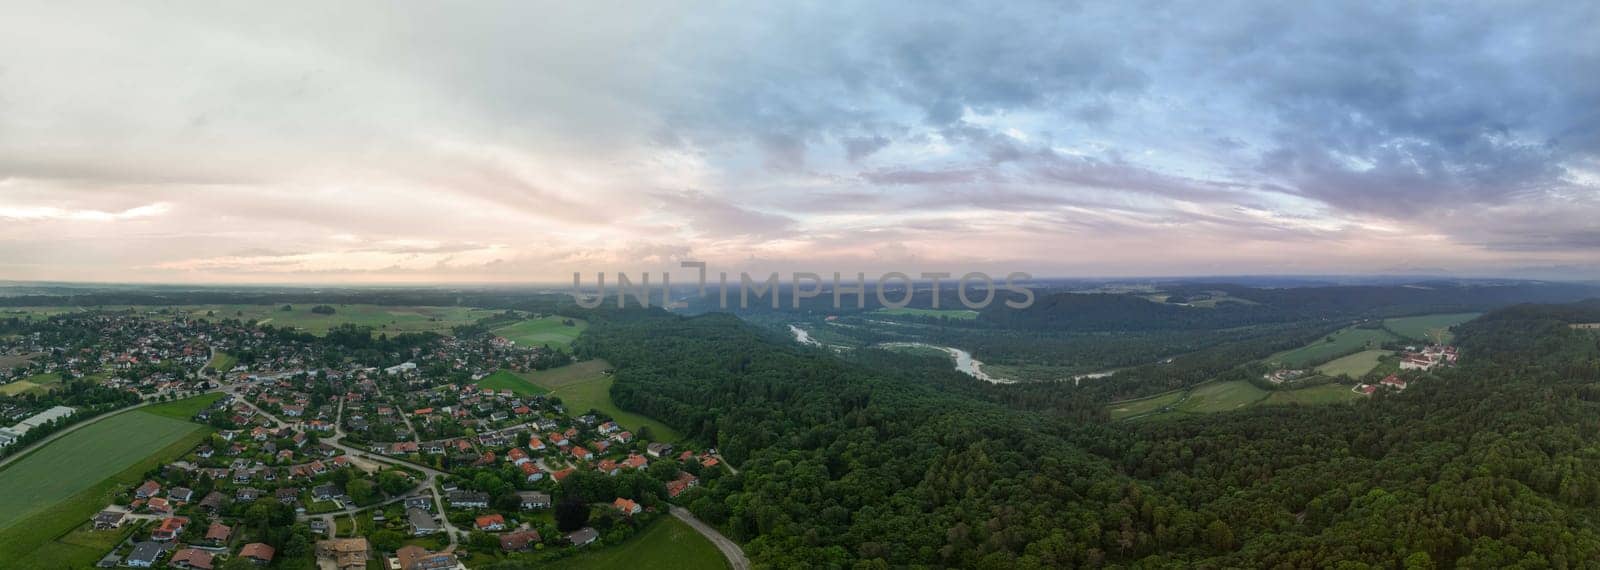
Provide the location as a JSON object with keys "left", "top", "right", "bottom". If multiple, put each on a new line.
{"left": 1, "top": 0, "right": 1597, "bottom": 283}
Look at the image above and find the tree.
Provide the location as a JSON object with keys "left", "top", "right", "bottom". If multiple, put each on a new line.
{"left": 347, "top": 479, "right": 376, "bottom": 505}
{"left": 555, "top": 498, "right": 590, "bottom": 532}
{"left": 371, "top": 530, "right": 405, "bottom": 551}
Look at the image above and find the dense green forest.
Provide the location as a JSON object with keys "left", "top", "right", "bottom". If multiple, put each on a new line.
{"left": 573, "top": 299, "right": 1600, "bottom": 567}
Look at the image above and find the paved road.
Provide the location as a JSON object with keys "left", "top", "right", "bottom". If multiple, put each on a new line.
{"left": 671, "top": 506, "right": 749, "bottom": 570}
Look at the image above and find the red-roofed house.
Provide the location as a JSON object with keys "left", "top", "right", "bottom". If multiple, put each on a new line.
{"left": 475, "top": 514, "right": 506, "bottom": 531}
{"left": 613, "top": 498, "right": 640, "bottom": 515}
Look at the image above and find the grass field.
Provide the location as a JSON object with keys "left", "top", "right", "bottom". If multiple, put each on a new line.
{"left": 1315, "top": 349, "right": 1392, "bottom": 378}
{"left": 1265, "top": 327, "right": 1399, "bottom": 368}
{"left": 1383, "top": 313, "right": 1480, "bottom": 344}
{"left": 1176, "top": 381, "right": 1269, "bottom": 413}
{"left": 206, "top": 351, "right": 237, "bottom": 373}
{"left": 475, "top": 370, "right": 549, "bottom": 396}
{"left": 0, "top": 372, "right": 64, "bottom": 396}
{"left": 0, "top": 352, "right": 41, "bottom": 369}
{"left": 874, "top": 307, "right": 979, "bottom": 320}
{"left": 492, "top": 316, "right": 588, "bottom": 350}
{"left": 544, "top": 517, "right": 728, "bottom": 570}
{"left": 531, "top": 360, "right": 683, "bottom": 442}
{"left": 3, "top": 304, "right": 495, "bottom": 336}
{"left": 141, "top": 392, "right": 225, "bottom": 420}
{"left": 1261, "top": 383, "right": 1363, "bottom": 406}
{"left": 1107, "top": 390, "right": 1187, "bottom": 420}
{"left": 0, "top": 401, "right": 212, "bottom": 567}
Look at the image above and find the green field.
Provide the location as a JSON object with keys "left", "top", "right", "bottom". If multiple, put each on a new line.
{"left": 141, "top": 392, "right": 225, "bottom": 420}
{"left": 1176, "top": 381, "right": 1269, "bottom": 413}
{"left": 545, "top": 517, "right": 728, "bottom": 570}
{"left": 1265, "top": 327, "right": 1399, "bottom": 368}
{"left": 874, "top": 307, "right": 979, "bottom": 320}
{"left": 1383, "top": 312, "right": 1480, "bottom": 344}
{"left": 4, "top": 304, "right": 496, "bottom": 336}
{"left": 492, "top": 316, "right": 588, "bottom": 350}
{"left": 1107, "top": 390, "right": 1187, "bottom": 420}
{"left": 206, "top": 351, "right": 238, "bottom": 373}
{"left": 0, "top": 352, "right": 41, "bottom": 369}
{"left": 0, "top": 372, "right": 64, "bottom": 396}
{"left": 532, "top": 360, "right": 683, "bottom": 442}
{"left": 1261, "top": 383, "right": 1363, "bottom": 406}
{"left": 0, "top": 402, "right": 212, "bottom": 566}
{"left": 475, "top": 370, "right": 549, "bottom": 396}
{"left": 1315, "top": 349, "right": 1391, "bottom": 378}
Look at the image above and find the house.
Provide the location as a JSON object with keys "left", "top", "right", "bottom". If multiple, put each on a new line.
{"left": 1381, "top": 374, "right": 1408, "bottom": 390}
{"left": 239, "top": 542, "right": 276, "bottom": 564}
{"left": 519, "top": 461, "right": 545, "bottom": 481}
{"left": 236, "top": 488, "right": 263, "bottom": 502}
{"left": 151, "top": 516, "right": 189, "bottom": 541}
{"left": 92, "top": 510, "right": 126, "bottom": 530}
{"left": 169, "top": 487, "right": 194, "bottom": 502}
{"left": 315, "top": 538, "right": 370, "bottom": 570}
{"left": 126, "top": 541, "right": 166, "bottom": 568}
{"left": 408, "top": 508, "right": 440, "bottom": 536}
{"left": 147, "top": 497, "right": 172, "bottom": 515}
{"left": 199, "top": 491, "right": 226, "bottom": 513}
{"left": 570, "top": 446, "right": 593, "bottom": 461}
{"left": 553, "top": 467, "right": 576, "bottom": 482}
{"left": 475, "top": 513, "right": 506, "bottom": 531}
{"left": 205, "top": 522, "right": 233, "bottom": 545}
{"left": 528, "top": 436, "right": 546, "bottom": 451}
{"left": 596, "top": 459, "right": 620, "bottom": 476}
{"left": 313, "top": 484, "right": 340, "bottom": 501}
{"left": 396, "top": 545, "right": 459, "bottom": 570}
{"left": 646, "top": 443, "right": 672, "bottom": 458}
{"left": 565, "top": 527, "right": 599, "bottom": 546}
{"left": 135, "top": 480, "right": 162, "bottom": 499}
{"left": 517, "top": 491, "right": 551, "bottom": 510}
{"left": 667, "top": 472, "right": 700, "bottom": 498}
{"left": 1357, "top": 384, "right": 1378, "bottom": 395}
{"left": 170, "top": 548, "right": 214, "bottom": 570}
{"left": 276, "top": 487, "right": 301, "bottom": 504}
{"left": 613, "top": 497, "right": 641, "bottom": 515}
{"left": 447, "top": 490, "right": 490, "bottom": 508}
{"left": 622, "top": 454, "right": 648, "bottom": 470}
{"left": 508, "top": 448, "right": 529, "bottom": 465}
{"left": 499, "top": 529, "right": 541, "bottom": 551}
{"left": 404, "top": 496, "right": 433, "bottom": 511}
{"left": 610, "top": 431, "right": 634, "bottom": 444}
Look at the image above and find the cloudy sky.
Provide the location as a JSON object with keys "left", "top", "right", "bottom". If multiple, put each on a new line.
{"left": 1, "top": 1, "right": 1597, "bottom": 284}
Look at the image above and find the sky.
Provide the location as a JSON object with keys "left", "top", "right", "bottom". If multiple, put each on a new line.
{"left": 1, "top": 1, "right": 1598, "bottom": 284}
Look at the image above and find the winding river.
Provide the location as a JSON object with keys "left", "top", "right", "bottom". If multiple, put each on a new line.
{"left": 878, "top": 342, "right": 1013, "bottom": 384}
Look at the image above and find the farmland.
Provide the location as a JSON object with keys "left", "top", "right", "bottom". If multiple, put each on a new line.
{"left": 475, "top": 369, "right": 549, "bottom": 396}
{"left": 545, "top": 517, "right": 728, "bottom": 570}
{"left": 1107, "top": 390, "right": 1187, "bottom": 421}
{"left": 1315, "top": 349, "right": 1392, "bottom": 378}
{"left": 1176, "top": 381, "right": 1269, "bottom": 413}
{"left": 1264, "top": 326, "right": 1399, "bottom": 368}
{"left": 0, "top": 402, "right": 211, "bottom": 566}
{"left": 1383, "top": 312, "right": 1481, "bottom": 344}
{"left": 532, "top": 360, "right": 683, "bottom": 442}
{"left": 492, "top": 315, "right": 588, "bottom": 350}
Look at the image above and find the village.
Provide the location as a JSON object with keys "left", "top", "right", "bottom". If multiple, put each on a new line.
{"left": 0, "top": 310, "right": 732, "bottom": 569}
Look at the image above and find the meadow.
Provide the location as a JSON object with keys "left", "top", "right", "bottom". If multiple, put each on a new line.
{"left": 1383, "top": 312, "right": 1481, "bottom": 343}
{"left": 492, "top": 315, "right": 589, "bottom": 349}
{"left": 0, "top": 400, "right": 212, "bottom": 567}
{"left": 544, "top": 517, "right": 728, "bottom": 570}
{"left": 1314, "top": 349, "right": 1392, "bottom": 378}
{"left": 1111, "top": 380, "right": 1359, "bottom": 421}
{"left": 1176, "top": 381, "right": 1269, "bottom": 413}
{"left": 1265, "top": 326, "right": 1399, "bottom": 368}
{"left": 1107, "top": 390, "right": 1188, "bottom": 421}
{"left": 206, "top": 351, "right": 238, "bottom": 373}
{"left": 0, "top": 372, "right": 64, "bottom": 396}
{"left": 531, "top": 360, "right": 683, "bottom": 442}
{"left": 474, "top": 369, "right": 549, "bottom": 396}
{"left": 1261, "top": 383, "right": 1362, "bottom": 406}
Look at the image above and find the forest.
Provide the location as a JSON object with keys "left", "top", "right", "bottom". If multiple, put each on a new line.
{"left": 571, "top": 298, "right": 1600, "bottom": 567}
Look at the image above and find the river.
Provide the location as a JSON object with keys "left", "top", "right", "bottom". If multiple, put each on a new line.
{"left": 878, "top": 342, "right": 1013, "bottom": 384}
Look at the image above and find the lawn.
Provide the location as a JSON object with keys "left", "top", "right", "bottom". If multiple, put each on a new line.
{"left": 1315, "top": 349, "right": 1392, "bottom": 378}
{"left": 1265, "top": 327, "right": 1399, "bottom": 368}
{"left": 0, "top": 406, "right": 211, "bottom": 566}
{"left": 1383, "top": 312, "right": 1481, "bottom": 344}
{"left": 544, "top": 517, "right": 728, "bottom": 570}
{"left": 532, "top": 360, "right": 683, "bottom": 442}
{"left": 1262, "top": 383, "right": 1363, "bottom": 406}
{"left": 492, "top": 316, "right": 589, "bottom": 350}
{"left": 1176, "top": 381, "right": 1269, "bottom": 413}
{"left": 1107, "top": 390, "right": 1187, "bottom": 421}
{"left": 874, "top": 307, "right": 980, "bottom": 320}
{"left": 475, "top": 370, "right": 549, "bottom": 396}
{"left": 141, "top": 392, "right": 226, "bottom": 420}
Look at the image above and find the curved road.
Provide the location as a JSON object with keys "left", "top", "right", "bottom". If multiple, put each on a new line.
{"left": 671, "top": 506, "right": 749, "bottom": 570}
